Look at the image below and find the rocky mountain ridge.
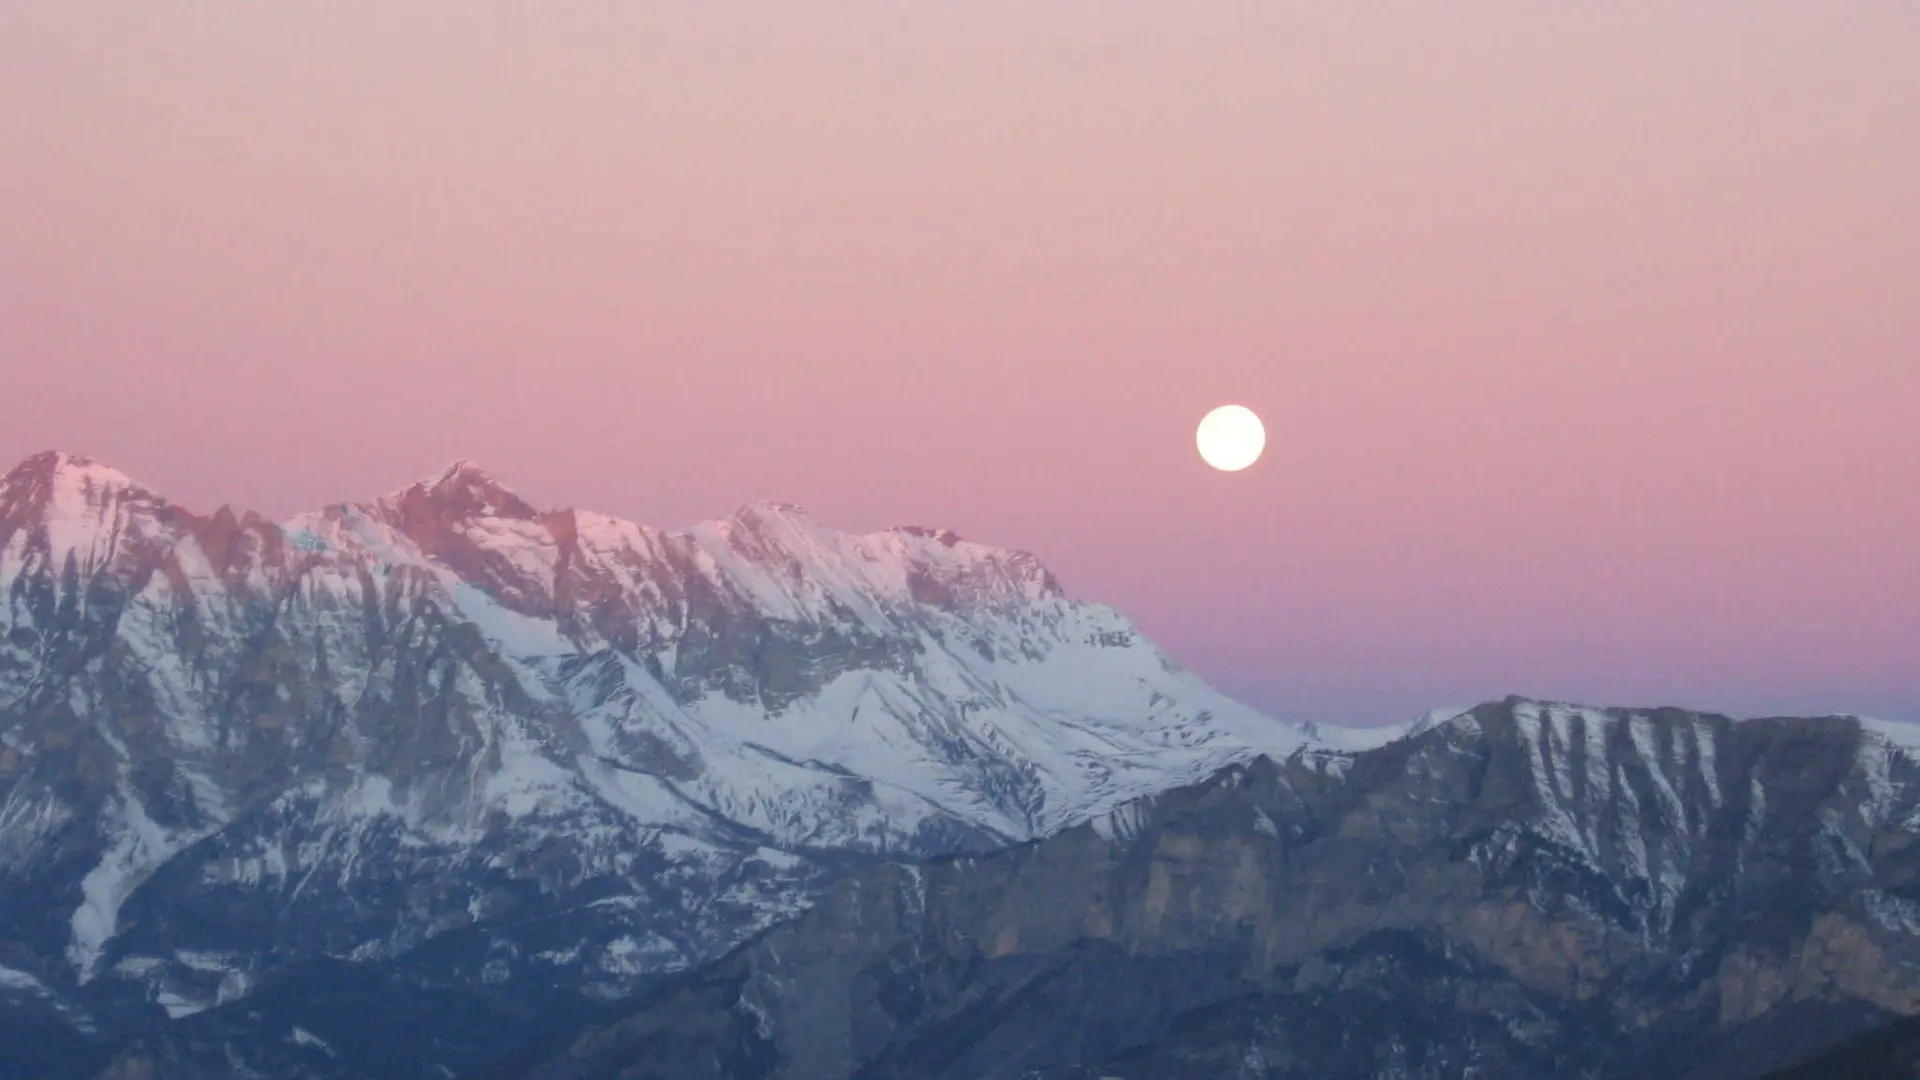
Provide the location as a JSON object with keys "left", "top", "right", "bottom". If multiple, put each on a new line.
{"left": 0, "top": 450, "right": 1368, "bottom": 1077}
{"left": 481, "top": 697, "right": 1920, "bottom": 1080}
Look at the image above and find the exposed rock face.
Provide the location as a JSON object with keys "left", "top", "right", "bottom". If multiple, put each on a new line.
{"left": 0, "top": 451, "right": 1347, "bottom": 1078}
{"left": 489, "top": 700, "right": 1920, "bottom": 1080}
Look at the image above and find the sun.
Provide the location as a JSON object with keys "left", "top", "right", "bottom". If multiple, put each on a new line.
{"left": 1196, "top": 405, "right": 1265, "bottom": 472}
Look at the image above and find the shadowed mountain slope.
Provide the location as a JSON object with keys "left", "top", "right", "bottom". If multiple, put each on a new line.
{"left": 1756, "top": 1014, "right": 1920, "bottom": 1080}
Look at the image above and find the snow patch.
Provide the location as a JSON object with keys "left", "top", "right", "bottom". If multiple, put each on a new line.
{"left": 1859, "top": 716, "right": 1920, "bottom": 753}
{"left": 0, "top": 963, "right": 53, "bottom": 997}
{"left": 290, "top": 1026, "right": 338, "bottom": 1057}
{"left": 68, "top": 790, "right": 205, "bottom": 983}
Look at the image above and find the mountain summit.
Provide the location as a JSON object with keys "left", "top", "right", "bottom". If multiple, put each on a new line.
{"left": 390, "top": 458, "right": 544, "bottom": 523}
{"left": 0, "top": 451, "right": 181, "bottom": 584}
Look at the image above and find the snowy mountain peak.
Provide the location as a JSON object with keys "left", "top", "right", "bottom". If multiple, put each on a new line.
{"left": 0, "top": 450, "right": 156, "bottom": 518}
{"left": 0, "top": 451, "right": 184, "bottom": 583}
{"left": 892, "top": 524, "right": 964, "bottom": 547}
{"left": 1405, "top": 703, "right": 1475, "bottom": 737}
{"left": 388, "top": 459, "right": 538, "bottom": 521}
{"left": 733, "top": 499, "right": 810, "bottom": 521}
{"left": 434, "top": 457, "right": 489, "bottom": 481}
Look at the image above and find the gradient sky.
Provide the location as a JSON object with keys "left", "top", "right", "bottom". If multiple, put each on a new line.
{"left": 2, "top": 2, "right": 1916, "bottom": 726}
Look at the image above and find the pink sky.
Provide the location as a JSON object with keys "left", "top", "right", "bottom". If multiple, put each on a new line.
{"left": 2, "top": 2, "right": 1916, "bottom": 724}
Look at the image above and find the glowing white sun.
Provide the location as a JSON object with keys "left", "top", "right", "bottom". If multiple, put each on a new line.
{"left": 1196, "top": 405, "right": 1265, "bottom": 472}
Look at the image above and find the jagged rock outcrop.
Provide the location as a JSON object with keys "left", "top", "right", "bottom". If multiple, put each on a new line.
{"left": 0, "top": 451, "right": 1353, "bottom": 1078}
{"left": 486, "top": 699, "right": 1920, "bottom": 1080}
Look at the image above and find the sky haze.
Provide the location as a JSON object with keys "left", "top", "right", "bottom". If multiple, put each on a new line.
{"left": 3, "top": 2, "right": 1915, "bottom": 725}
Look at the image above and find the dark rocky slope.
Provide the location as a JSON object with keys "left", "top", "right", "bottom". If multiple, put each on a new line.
{"left": 1757, "top": 1014, "right": 1920, "bottom": 1079}
{"left": 487, "top": 698, "right": 1920, "bottom": 1080}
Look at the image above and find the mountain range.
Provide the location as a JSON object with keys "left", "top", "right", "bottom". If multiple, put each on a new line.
{"left": 2, "top": 450, "right": 1915, "bottom": 1079}
{"left": 474, "top": 698, "right": 1920, "bottom": 1080}
{"left": 0, "top": 450, "right": 1377, "bottom": 1078}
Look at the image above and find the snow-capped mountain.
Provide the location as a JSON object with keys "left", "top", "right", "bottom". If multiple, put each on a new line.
{"left": 0, "top": 450, "right": 1374, "bottom": 1073}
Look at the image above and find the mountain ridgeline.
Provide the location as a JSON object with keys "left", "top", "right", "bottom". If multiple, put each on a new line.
{"left": 0, "top": 450, "right": 1354, "bottom": 1078}
{"left": 1, "top": 451, "right": 1917, "bottom": 1079}
{"left": 477, "top": 698, "right": 1920, "bottom": 1080}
